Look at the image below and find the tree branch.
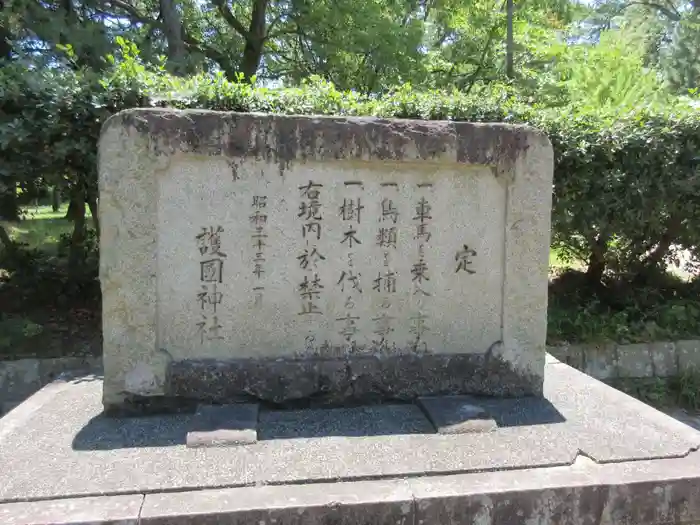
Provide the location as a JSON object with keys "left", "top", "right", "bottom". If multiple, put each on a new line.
{"left": 104, "top": 0, "right": 238, "bottom": 77}
{"left": 104, "top": 0, "right": 156, "bottom": 24}
{"left": 265, "top": 12, "right": 285, "bottom": 39}
{"left": 464, "top": 2, "right": 505, "bottom": 94}
{"left": 210, "top": 0, "right": 249, "bottom": 39}
{"left": 181, "top": 31, "right": 235, "bottom": 74}
{"left": 620, "top": 1, "right": 681, "bottom": 20}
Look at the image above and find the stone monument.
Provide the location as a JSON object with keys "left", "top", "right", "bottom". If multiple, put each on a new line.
{"left": 3, "top": 109, "right": 700, "bottom": 525}
{"left": 98, "top": 109, "right": 553, "bottom": 413}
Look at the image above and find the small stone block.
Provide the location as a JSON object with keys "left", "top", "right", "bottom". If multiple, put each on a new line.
{"left": 186, "top": 403, "right": 259, "bottom": 447}
{"left": 0, "top": 359, "right": 41, "bottom": 400}
{"left": 649, "top": 341, "right": 677, "bottom": 377}
{"left": 617, "top": 343, "right": 653, "bottom": 378}
{"left": 418, "top": 396, "right": 497, "bottom": 434}
{"left": 677, "top": 340, "right": 700, "bottom": 373}
{"left": 583, "top": 343, "right": 618, "bottom": 380}
{"left": 547, "top": 344, "right": 584, "bottom": 370}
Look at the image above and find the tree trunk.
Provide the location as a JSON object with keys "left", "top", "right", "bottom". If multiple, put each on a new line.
{"left": 505, "top": 0, "right": 514, "bottom": 79}
{"left": 68, "top": 189, "right": 86, "bottom": 272}
{"left": 159, "top": 0, "right": 189, "bottom": 76}
{"left": 0, "top": 179, "right": 19, "bottom": 221}
{"left": 0, "top": 0, "right": 13, "bottom": 63}
{"left": 586, "top": 233, "right": 609, "bottom": 285}
{"left": 0, "top": 223, "right": 15, "bottom": 257}
{"left": 632, "top": 215, "right": 682, "bottom": 284}
{"left": 86, "top": 195, "right": 99, "bottom": 238}
{"left": 240, "top": 0, "right": 268, "bottom": 80}
{"left": 64, "top": 192, "right": 83, "bottom": 221}
{"left": 51, "top": 187, "right": 61, "bottom": 212}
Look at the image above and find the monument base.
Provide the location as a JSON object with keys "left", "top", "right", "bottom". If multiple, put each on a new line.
{"left": 2, "top": 357, "right": 700, "bottom": 525}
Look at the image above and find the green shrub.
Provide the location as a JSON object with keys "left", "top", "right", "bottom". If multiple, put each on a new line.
{"left": 2, "top": 48, "right": 700, "bottom": 287}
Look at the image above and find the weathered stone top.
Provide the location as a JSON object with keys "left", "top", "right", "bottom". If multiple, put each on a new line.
{"left": 101, "top": 109, "right": 548, "bottom": 175}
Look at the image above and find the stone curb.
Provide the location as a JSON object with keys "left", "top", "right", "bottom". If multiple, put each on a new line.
{"left": 3, "top": 451, "right": 700, "bottom": 525}
{"left": 547, "top": 339, "right": 700, "bottom": 380}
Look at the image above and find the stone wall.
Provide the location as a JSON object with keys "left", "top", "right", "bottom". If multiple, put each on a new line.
{"left": 546, "top": 340, "right": 700, "bottom": 380}
{"left": 2, "top": 340, "right": 699, "bottom": 417}
{"left": 0, "top": 356, "right": 101, "bottom": 416}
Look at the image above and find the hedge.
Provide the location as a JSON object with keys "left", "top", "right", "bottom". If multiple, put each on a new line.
{"left": 2, "top": 52, "right": 700, "bottom": 285}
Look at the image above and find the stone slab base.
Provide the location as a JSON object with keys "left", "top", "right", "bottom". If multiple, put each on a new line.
{"left": 418, "top": 395, "right": 498, "bottom": 433}
{"left": 186, "top": 403, "right": 259, "bottom": 447}
{"left": 4, "top": 454, "right": 700, "bottom": 525}
{"left": 3, "top": 359, "right": 700, "bottom": 524}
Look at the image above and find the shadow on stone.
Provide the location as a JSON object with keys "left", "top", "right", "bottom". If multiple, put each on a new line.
{"left": 258, "top": 404, "right": 443, "bottom": 440}
{"left": 71, "top": 395, "right": 565, "bottom": 450}
{"left": 469, "top": 396, "right": 566, "bottom": 427}
{"left": 72, "top": 411, "right": 195, "bottom": 450}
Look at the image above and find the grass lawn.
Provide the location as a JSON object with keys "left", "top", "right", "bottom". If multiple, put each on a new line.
{"left": 1, "top": 204, "right": 93, "bottom": 256}
{"left": 2, "top": 206, "right": 72, "bottom": 254}
{"left": 0, "top": 204, "right": 100, "bottom": 360}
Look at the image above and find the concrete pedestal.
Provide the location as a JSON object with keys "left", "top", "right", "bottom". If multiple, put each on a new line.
{"left": 2, "top": 357, "right": 700, "bottom": 524}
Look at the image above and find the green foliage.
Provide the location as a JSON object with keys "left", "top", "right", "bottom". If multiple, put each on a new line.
{"left": 555, "top": 29, "right": 671, "bottom": 112}
{"left": 675, "top": 367, "right": 700, "bottom": 409}
{"left": 2, "top": 47, "right": 700, "bottom": 298}
{"left": 0, "top": 315, "right": 44, "bottom": 352}
{"left": 613, "top": 370, "right": 700, "bottom": 410}
{"left": 57, "top": 228, "right": 99, "bottom": 268}
{"left": 547, "top": 271, "right": 700, "bottom": 344}
{"left": 546, "top": 103, "right": 700, "bottom": 281}
{"left": 662, "top": 13, "right": 700, "bottom": 94}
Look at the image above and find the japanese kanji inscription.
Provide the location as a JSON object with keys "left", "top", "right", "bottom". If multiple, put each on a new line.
{"left": 158, "top": 162, "right": 505, "bottom": 355}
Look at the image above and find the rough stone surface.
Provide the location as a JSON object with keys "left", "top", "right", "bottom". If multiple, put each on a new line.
{"left": 0, "top": 357, "right": 103, "bottom": 419}
{"left": 547, "top": 344, "right": 585, "bottom": 370}
{"left": 677, "top": 340, "right": 700, "bottom": 373}
{"left": 0, "top": 360, "right": 40, "bottom": 402}
{"left": 418, "top": 395, "right": 498, "bottom": 433}
{"left": 649, "top": 341, "right": 678, "bottom": 377}
{"left": 38, "top": 356, "right": 102, "bottom": 385}
{"left": 99, "top": 109, "right": 554, "bottom": 411}
{"left": 3, "top": 342, "right": 697, "bottom": 421}
{"left": 186, "top": 403, "right": 259, "bottom": 447}
{"left": 168, "top": 352, "right": 542, "bottom": 407}
{"left": 0, "top": 495, "right": 143, "bottom": 525}
{"left": 2, "top": 363, "right": 700, "bottom": 504}
{"left": 258, "top": 404, "right": 434, "bottom": 440}
{"left": 3, "top": 363, "right": 700, "bottom": 523}
{"left": 582, "top": 344, "right": 618, "bottom": 380}
{"left": 409, "top": 451, "right": 700, "bottom": 525}
{"left": 548, "top": 339, "right": 700, "bottom": 380}
{"left": 617, "top": 343, "right": 653, "bottom": 378}
{"left": 140, "top": 481, "right": 414, "bottom": 525}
